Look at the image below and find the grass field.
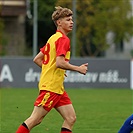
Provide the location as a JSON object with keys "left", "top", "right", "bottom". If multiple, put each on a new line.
{"left": 0, "top": 88, "right": 133, "bottom": 133}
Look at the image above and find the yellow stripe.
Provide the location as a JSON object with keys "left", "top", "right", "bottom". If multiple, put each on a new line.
{"left": 48, "top": 101, "right": 53, "bottom": 108}
{"left": 38, "top": 92, "right": 50, "bottom": 106}
{"left": 65, "top": 51, "right": 70, "bottom": 60}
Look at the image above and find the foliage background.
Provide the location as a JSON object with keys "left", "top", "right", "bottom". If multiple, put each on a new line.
{"left": 0, "top": 0, "right": 132, "bottom": 57}
{"left": 56, "top": 0, "right": 133, "bottom": 57}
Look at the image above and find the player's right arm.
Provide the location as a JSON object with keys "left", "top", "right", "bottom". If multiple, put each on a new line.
{"left": 33, "top": 51, "right": 44, "bottom": 68}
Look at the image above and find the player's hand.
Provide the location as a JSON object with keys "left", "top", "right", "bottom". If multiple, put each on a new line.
{"left": 79, "top": 63, "right": 88, "bottom": 75}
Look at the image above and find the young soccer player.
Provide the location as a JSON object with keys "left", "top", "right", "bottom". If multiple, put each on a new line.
{"left": 118, "top": 114, "right": 133, "bottom": 133}
{"left": 16, "top": 6, "right": 88, "bottom": 133}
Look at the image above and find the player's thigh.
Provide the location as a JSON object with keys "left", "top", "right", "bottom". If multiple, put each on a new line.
{"left": 56, "top": 104, "right": 76, "bottom": 120}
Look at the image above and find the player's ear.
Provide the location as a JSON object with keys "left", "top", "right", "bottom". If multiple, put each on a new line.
{"left": 56, "top": 19, "right": 62, "bottom": 26}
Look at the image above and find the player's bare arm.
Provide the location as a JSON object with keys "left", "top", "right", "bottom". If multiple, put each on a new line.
{"left": 56, "top": 56, "right": 88, "bottom": 75}
{"left": 33, "top": 52, "right": 44, "bottom": 68}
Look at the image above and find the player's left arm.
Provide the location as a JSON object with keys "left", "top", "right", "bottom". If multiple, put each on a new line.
{"left": 56, "top": 55, "right": 88, "bottom": 75}
{"left": 33, "top": 51, "right": 44, "bottom": 68}
{"left": 56, "top": 37, "right": 88, "bottom": 75}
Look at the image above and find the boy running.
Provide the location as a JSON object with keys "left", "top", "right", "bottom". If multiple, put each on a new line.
{"left": 16, "top": 6, "right": 88, "bottom": 133}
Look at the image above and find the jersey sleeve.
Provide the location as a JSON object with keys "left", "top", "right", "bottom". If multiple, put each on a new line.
{"left": 55, "top": 37, "right": 70, "bottom": 57}
{"left": 40, "top": 45, "right": 46, "bottom": 54}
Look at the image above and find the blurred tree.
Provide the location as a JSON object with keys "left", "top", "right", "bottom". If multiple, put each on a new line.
{"left": 56, "top": 0, "right": 133, "bottom": 57}
{"left": 37, "top": 0, "right": 57, "bottom": 48}
{"left": 0, "top": 17, "right": 7, "bottom": 56}
{"left": 0, "top": 18, "right": 3, "bottom": 54}
{"left": 26, "top": 0, "right": 57, "bottom": 55}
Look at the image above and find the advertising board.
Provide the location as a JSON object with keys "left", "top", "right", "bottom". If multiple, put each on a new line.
{"left": 0, "top": 58, "right": 130, "bottom": 89}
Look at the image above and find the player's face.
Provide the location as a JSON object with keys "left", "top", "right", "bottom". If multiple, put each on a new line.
{"left": 58, "top": 16, "right": 73, "bottom": 34}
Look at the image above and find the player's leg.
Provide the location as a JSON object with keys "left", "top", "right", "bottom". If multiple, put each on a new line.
{"left": 118, "top": 114, "right": 133, "bottom": 133}
{"left": 16, "top": 106, "right": 48, "bottom": 133}
{"left": 56, "top": 104, "right": 76, "bottom": 133}
{"left": 25, "top": 106, "right": 48, "bottom": 129}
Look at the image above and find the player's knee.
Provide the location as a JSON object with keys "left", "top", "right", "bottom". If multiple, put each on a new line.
{"left": 66, "top": 115, "right": 76, "bottom": 125}
{"left": 30, "top": 116, "right": 43, "bottom": 126}
{"left": 35, "top": 117, "right": 44, "bottom": 125}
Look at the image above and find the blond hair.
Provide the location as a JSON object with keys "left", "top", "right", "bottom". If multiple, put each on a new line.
{"left": 52, "top": 6, "right": 73, "bottom": 26}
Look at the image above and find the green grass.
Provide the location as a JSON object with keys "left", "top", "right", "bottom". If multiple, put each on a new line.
{"left": 0, "top": 88, "right": 133, "bottom": 133}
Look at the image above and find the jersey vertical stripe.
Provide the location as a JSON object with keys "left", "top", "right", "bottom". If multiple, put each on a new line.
{"left": 39, "top": 31, "right": 70, "bottom": 94}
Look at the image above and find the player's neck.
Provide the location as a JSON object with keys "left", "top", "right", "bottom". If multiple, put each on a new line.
{"left": 57, "top": 28, "right": 69, "bottom": 36}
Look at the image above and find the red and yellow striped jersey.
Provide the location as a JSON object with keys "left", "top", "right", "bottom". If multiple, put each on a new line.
{"left": 39, "top": 31, "right": 70, "bottom": 94}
